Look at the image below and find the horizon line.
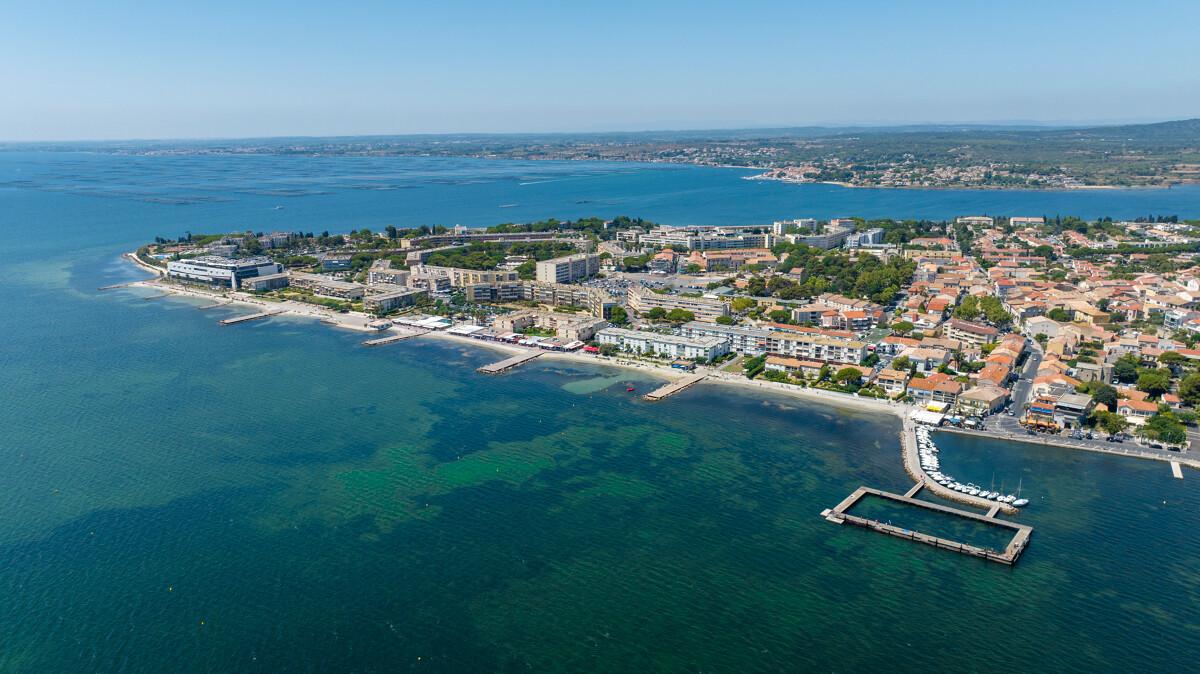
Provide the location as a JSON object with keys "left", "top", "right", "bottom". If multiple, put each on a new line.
{"left": 1, "top": 116, "right": 1194, "bottom": 146}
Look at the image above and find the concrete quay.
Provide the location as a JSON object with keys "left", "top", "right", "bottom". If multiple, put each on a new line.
{"left": 219, "top": 311, "right": 280, "bottom": 326}
{"left": 477, "top": 350, "right": 542, "bottom": 374}
{"left": 901, "top": 416, "right": 1018, "bottom": 516}
{"left": 643, "top": 373, "right": 707, "bottom": 401}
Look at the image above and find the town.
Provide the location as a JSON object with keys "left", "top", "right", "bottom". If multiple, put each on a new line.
{"left": 134, "top": 212, "right": 1200, "bottom": 462}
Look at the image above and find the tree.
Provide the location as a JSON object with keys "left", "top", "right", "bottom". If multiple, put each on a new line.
{"left": 1047, "top": 307, "right": 1072, "bottom": 322}
{"left": 715, "top": 315, "right": 735, "bottom": 325}
{"left": 1101, "top": 413, "right": 1129, "bottom": 437}
{"left": 731, "top": 297, "right": 756, "bottom": 312}
{"left": 891, "top": 321, "right": 914, "bottom": 335}
{"left": 665, "top": 309, "right": 695, "bottom": 323}
{"left": 1088, "top": 382, "right": 1118, "bottom": 410}
{"left": 683, "top": 263, "right": 702, "bottom": 274}
{"left": 1138, "top": 412, "right": 1187, "bottom": 445}
{"left": 954, "top": 296, "right": 981, "bottom": 320}
{"left": 891, "top": 356, "right": 912, "bottom": 372}
{"left": 645, "top": 307, "right": 666, "bottom": 320}
{"left": 1113, "top": 354, "right": 1140, "bottom": 383}
{"left": 608, "top": 306, "right": 628, "bottom": 325}
{"left": 516, "top": 260, "right": 536, "bottom": 279}
{"left": 767, "top": 309, "right": 791, "bottom": 323}
{"left": 1135, "top": 368, "right": 1171, "bottom": 398}
{"left": 834, "top": 367, "right": 864, "bottom": 388}
{"left": 385, "top": 225, "right": 398, "bottom": 239}
{"left": 1179, "top": 373, "right": 1200, "bottom": 407}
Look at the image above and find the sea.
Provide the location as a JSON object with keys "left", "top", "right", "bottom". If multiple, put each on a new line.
{"left": 1, "top": 151, "right": 1198, "bottom": 672}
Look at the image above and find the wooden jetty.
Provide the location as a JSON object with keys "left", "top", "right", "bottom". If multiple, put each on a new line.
{"left": 362, "top": 330, "right": 429, "bottom": 347}
{"left": 219, "top": 311, "right": 279, "bottom": 326}
{"left": 643, "top": 373, "right": 707, "bottom": 401}
{"left": 477, "top": 350, "right": 542, "bottom": 374}
{"left": 822, "top": 486, "right": 1033, "bottom": 566}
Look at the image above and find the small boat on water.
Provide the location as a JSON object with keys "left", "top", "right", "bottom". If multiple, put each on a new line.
{"left": 626, "top": 387, "right": 636, "bottom": 392}
{"left": 1013, "top": 498, "right": 1030, "bottom": 507}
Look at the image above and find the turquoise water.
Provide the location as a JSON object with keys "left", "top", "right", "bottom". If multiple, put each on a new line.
{"left": 1, "top": 152, "right": 1199, "bottom": 671}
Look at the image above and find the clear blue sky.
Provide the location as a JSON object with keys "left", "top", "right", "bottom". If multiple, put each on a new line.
{"left": 2, "top": 0, "right": 1197, "bottom": 140}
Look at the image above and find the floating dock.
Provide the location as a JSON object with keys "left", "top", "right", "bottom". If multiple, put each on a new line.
{"left": 219, "top": 311, "right": 279, "bottom": 326}
{"left": 477, "top": 350, "right": 542, "bottom": 374}
{"left": 643, "top": 373, "right": 707, "bottom": 401}
{"left": 822, "top": 486, "right": 1033, "bottom": 566}
{"left": 362, "top": 330, "right": 429, "bottom": 347}
{"left": 1172, "top": 461, "right": 1184, "bottom": 479}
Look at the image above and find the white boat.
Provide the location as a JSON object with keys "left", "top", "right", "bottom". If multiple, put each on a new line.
{"left": 1013, "top": 498, "right": 1030, "bottom": 507}
{"left": 985, "top": 492, "right": 997, "bottom": 500}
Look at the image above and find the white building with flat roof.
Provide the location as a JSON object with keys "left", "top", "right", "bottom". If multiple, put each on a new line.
{"left": 167, "top": 256, "right": 282, "bottom": 288}
{"left": 595, "top": 327, "right": 729, "bottom": 361}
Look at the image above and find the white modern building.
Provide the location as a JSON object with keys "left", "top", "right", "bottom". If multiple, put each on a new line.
{"left": 679, "top": 321, "right": 770, "bottom": 354}
{"left": 595, "top": 327, "right": 729, "bottom": 361}
{"left": 166, "top": 256, "right": 283, "bottom": 288}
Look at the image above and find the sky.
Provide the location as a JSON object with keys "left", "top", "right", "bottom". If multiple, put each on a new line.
{"left": 1, "top": 0, "right": 1198, "bottom": 141}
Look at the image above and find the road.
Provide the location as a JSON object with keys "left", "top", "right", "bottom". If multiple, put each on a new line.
{"left": 1007, "top": 341, "right": 1043, "bottom": 413}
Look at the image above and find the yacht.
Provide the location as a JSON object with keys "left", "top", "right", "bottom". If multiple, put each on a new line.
{"left": 1013, "top": 498, "right": 1030, "bottom": 507}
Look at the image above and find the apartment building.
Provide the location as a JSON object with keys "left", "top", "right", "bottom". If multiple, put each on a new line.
{"left": 364, "top": 288, "right": 427, "bottom": 314}
{"left": 627, "top": 286, "right": 729, "bottom": 322}
{"left": 595, "top": 328, "right": 729, "bottom": 361}
{"left": 766, "top": 331, "right": 868, "bottom": 365}
{"left": 535, "top": 253, "right": 600, "bottom": 283}
{"left": 679, "top": 321, "right": 771, "bottom": 355}
{"left": 943, "top": 318, "right": 1000, "bottom": 347}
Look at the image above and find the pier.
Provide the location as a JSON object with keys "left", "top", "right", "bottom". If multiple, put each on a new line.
{"left": 477, "top": 350, "right": 542, "bottom": 374}
{"left": 822, "top": 486, "right": 1033, "bottom": 565}
{"left": 643, "top": 373, "right": 707, "bottom": 401}
{"left": 197, "top": 300, "right": 232, "bottom": 310}
{"left": 1172, "top": 461, "right": 1183, "bottom": 479}
{"left": 902, "top": 417, "right": 1018, "bottom": 515}
{"left": 219, "top": 311, "right": 279, "bottom": 326}
{"left": 362, "top": 330, "right": 430, "bottom": 347}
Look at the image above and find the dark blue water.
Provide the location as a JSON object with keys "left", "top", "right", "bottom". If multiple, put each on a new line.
{"left": 1, "top": 152, "right": 1198, "bottom": 672}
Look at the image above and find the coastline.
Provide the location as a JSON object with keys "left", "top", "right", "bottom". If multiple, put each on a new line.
{"left": 121, "top": 253, "right": 1192, "bottom": 487}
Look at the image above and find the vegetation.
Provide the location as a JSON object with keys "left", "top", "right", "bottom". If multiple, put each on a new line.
{"left": 425, "top": 241, "right": 577, "bottom": 270}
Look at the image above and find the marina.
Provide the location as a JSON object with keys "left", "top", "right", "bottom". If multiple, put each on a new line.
{"left": 219, "top": 311, "right": 280, "bottom": 326}
{"left": 477, "top": 350, "right": 543, "bottom": 374}
{"left": 903, "top": 417, "right": 1021, "bottom": 515}
{"left": 643, "top": 373, "right": 707, "bottom": 401}
{"left": 822, "top": 486, "right": 1033, "bottom": 565}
